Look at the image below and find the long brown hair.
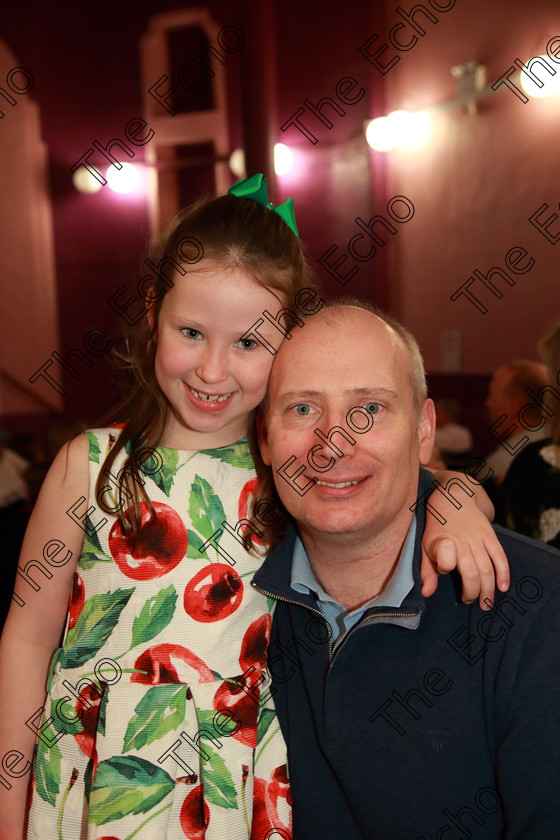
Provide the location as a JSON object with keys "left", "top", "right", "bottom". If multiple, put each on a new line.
{"left": 96, "top": 193, "right": 316, "bottom": 540}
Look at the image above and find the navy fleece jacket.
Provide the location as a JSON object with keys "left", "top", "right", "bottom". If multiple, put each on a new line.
{"left": 252, "top": 470, "right": 560, "bottom": 839}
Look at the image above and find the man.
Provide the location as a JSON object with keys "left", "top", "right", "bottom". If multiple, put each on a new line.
{"left": 252, "top": 303, "right": 560, "bottom": 839}
{"left": 484, "top": 361, "right": 548, "bottom": 482}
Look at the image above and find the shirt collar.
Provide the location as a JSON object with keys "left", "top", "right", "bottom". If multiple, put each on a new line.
{"left": 291, "top": 517, "right": 417, "bottom": 611}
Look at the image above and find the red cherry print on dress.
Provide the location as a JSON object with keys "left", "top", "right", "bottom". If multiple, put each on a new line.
{"left": 213, "top": 676, "right": 259, "bottom": 748}
{"left": 180, "top": 784, "right": 210, "bottom": 839}
{"left": 266, "top": 764, "right": 292, "bottom": 826}
{"left": 183, "top": 564, "right": 243, "bottom": 623}
{"left": 68, "top": 572, "right": 85, "bottom": 629}
{"left": 108, "top": 501, "right": 188, "bottom": 580}
{"left": 74, "top": 683, "right": 106, "bottom": 778}
{"left": 131, "top": 643, "right": 214, "bottom": 685}
{"left": 250, "top": 766, "right": 292, "bottom": 840}
{"left": 250, "top": 777, "right": 271, "bottom": 840}
{"left": 238, "top": 477, "right": 265, "bottom": 547}
{"left": 239, "top": 614, "right": 272, "bottom": 673}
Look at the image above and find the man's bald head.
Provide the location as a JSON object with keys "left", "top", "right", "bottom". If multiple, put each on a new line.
{"left": 268, "top": 301, "right": 427, "bottom": 420}
{"left": 258, "top": 300, "right": 435, "bottom": 546}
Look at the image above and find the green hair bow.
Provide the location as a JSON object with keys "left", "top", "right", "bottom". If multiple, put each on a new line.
{"left": 228, "top": 173, "right": 299, "bottom": 237}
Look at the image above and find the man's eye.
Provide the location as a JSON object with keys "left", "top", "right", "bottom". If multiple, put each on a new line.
{"left": 364, "top": 402, "right": 381, "bottom": 415}
{"left": 237, "top": 337, "right": 258, "bottom": 350}
{"left": 294, "top": 404, "right": 312, "bottom": 416}
{"left": 183, "top": 328, "right": 202, "bottom": 340}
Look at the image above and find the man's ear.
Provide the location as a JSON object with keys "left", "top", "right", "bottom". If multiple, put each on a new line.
{"left": 418, "top": 398, "right": 436, "bottom": 466}
{"left": 256, "top": 407, "right": 272, "bottom": 466}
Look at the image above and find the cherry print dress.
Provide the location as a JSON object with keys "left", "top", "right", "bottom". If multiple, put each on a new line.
{"left": 26, "top": 429, "right": 291, "bottom": 840}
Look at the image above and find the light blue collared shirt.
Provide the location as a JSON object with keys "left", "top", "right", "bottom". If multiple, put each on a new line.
{"left": 291, "top": 518, "right": 416, "bottom": 649}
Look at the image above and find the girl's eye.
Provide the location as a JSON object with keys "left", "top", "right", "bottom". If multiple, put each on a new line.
{"left": 293, "top": 404, "right": 312, "bottom": 416}
{"left": 364, "top": 402, "right": 381, "bottom": 415}
{"left": 237, "top": 337, "right": 258, "bottom": 350}
{"left": 183, "top": 328, "right": 202, "bottom": 340}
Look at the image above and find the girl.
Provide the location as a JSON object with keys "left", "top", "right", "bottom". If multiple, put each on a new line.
{"left": 0, "top": 175, "right": 507, "bottom": 840}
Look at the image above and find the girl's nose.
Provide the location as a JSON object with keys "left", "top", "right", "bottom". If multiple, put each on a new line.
{"left": 196, "top": 347, "right": 229, "bottom": 384}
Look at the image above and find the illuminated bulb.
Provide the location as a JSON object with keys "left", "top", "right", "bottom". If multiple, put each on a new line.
{"left": 366, "top": 116, "right": 396, "bottom": 151}
{"left": 105, "top": 162, "right": 140, "bottom": 194}
{"left": 274, "top": 143, "right": 293, "bottom": 175}
{"left": 366, "top": 110, "right": 432, "bottom": 152}
{"left": 519, "top": 59, "right": 560, "bottom": 98}
{"left": 73, "top": 167, "right": 103, "bottom": 194}
{"left": 387, "top": 109, "right": 412, "bottom": 137}
{"left": 229, "top": 148, "right": 246, "bottom": 178}
{"left": 399, "top": 111, "right": 432, "bottom": 149}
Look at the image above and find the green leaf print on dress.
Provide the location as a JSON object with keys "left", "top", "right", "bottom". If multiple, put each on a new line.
{"left": 188, "top": 475, "right": 226, "bottom": 543}
{"left": 89, "top": 756, "right": 175, "bottom": 824}
{"left": 148, "top": 447, "right": 179, "bottom": 496}
{"left": 34, "top": 725, "right": 63, "bottom": 806}
{"left": 78, "top": 522, "right": 113, "bottom": 570}
{"left": 60, "top": 588, "right": 134, "bottom": 668}
{"left": 129, "top": 584, "right": 177, "bottom": 650}
{"left": 200, "top": 744, "right": 238, "bottom": 810}
{"left": 86, "top": 431, "right": 101, "bottom": 463}
{"left": 186, "top": 528, "right": 210, "bottom": 559}
{"left": 50, "top": 697, "right": 84, "bottom": 737}
{"left": 256, "top": 707, "right": 277, "bottom": 745}
{"left": 123, "top": 684, "right": 188, "bottom": 752}
{"left": 199, "top": 441, "right": 254, "bottom": 470}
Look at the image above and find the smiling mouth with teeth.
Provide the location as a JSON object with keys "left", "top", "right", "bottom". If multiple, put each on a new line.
{"left": 315, "top": 479, "right": 365, "bottom": 488}
{"left": 189, "top": 386, "right": 233, "bottom": 403}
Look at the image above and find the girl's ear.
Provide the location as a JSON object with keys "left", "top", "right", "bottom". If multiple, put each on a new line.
{"left": 256, "top": 407, "right": 271, "bottom": 466}
{"left": 146, "top": 293, "right": 158, "bottom": 341}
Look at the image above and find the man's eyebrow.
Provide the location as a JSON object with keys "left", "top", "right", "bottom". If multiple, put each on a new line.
{"left": 342, "top": 387, "right": 398, "bottom": 399}
{"left": 278, "top": 390, "right": 322, "bottom": 401}
{"left": 277, "top": 388, "right": 399, "bottom": 401}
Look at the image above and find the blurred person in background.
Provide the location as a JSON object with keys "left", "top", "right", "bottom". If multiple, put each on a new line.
{"left": 497, "top": 322, "right": 560, "bottom": 549}
{"left": 434, "top": 397, "right": 473, "bottom": 456}
{"left": 484, "top": 360, "right": 548, "bottom": 483}
{"left": 0, "top": 433, "right": 30, "bottom": 630}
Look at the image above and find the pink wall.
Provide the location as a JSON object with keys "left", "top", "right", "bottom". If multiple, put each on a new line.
{"left": 0, "top": 0, "right": 388, "bottom": 429}
{"left": 379, "top": 0, "right": 560, "bottom": 372}
{"left": 269, "top": 0, "right": 389, "bottom": 305}
{"left": 2, "top": 0, "right": 559, "bottom": 437}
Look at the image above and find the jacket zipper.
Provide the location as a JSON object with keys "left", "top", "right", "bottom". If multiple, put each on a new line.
{"left": 333, "top": 610, "right": 420, "bottom": 656}
{"left": 361, "top": 611, "right": 418, "bottom": 621}
{"left": 252, "top": 580, "right": 334, "bottom": 662}
{"left": 253, "top": 582, "right": 420, "bottom": 663}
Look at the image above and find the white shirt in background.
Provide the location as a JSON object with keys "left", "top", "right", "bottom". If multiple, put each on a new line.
{"left": 0, "top": 448, "right": 29, "bottom": 508}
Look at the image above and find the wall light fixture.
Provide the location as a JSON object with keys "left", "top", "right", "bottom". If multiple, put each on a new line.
{"left": 365, "top": 61, "right": 490, "bottom": 153}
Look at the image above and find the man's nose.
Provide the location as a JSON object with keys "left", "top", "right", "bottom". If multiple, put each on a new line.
{"left": 315, "top": 412, "right": 357, "bottom": 459}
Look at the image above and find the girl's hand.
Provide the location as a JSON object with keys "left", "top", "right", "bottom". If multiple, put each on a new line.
{"left": 420, "top": 471, "right": 510, "bottom": 609}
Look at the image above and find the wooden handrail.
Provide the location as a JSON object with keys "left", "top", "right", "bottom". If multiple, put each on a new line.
{"left": 1, "top": 366, "right": 63, "bottom": 413}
